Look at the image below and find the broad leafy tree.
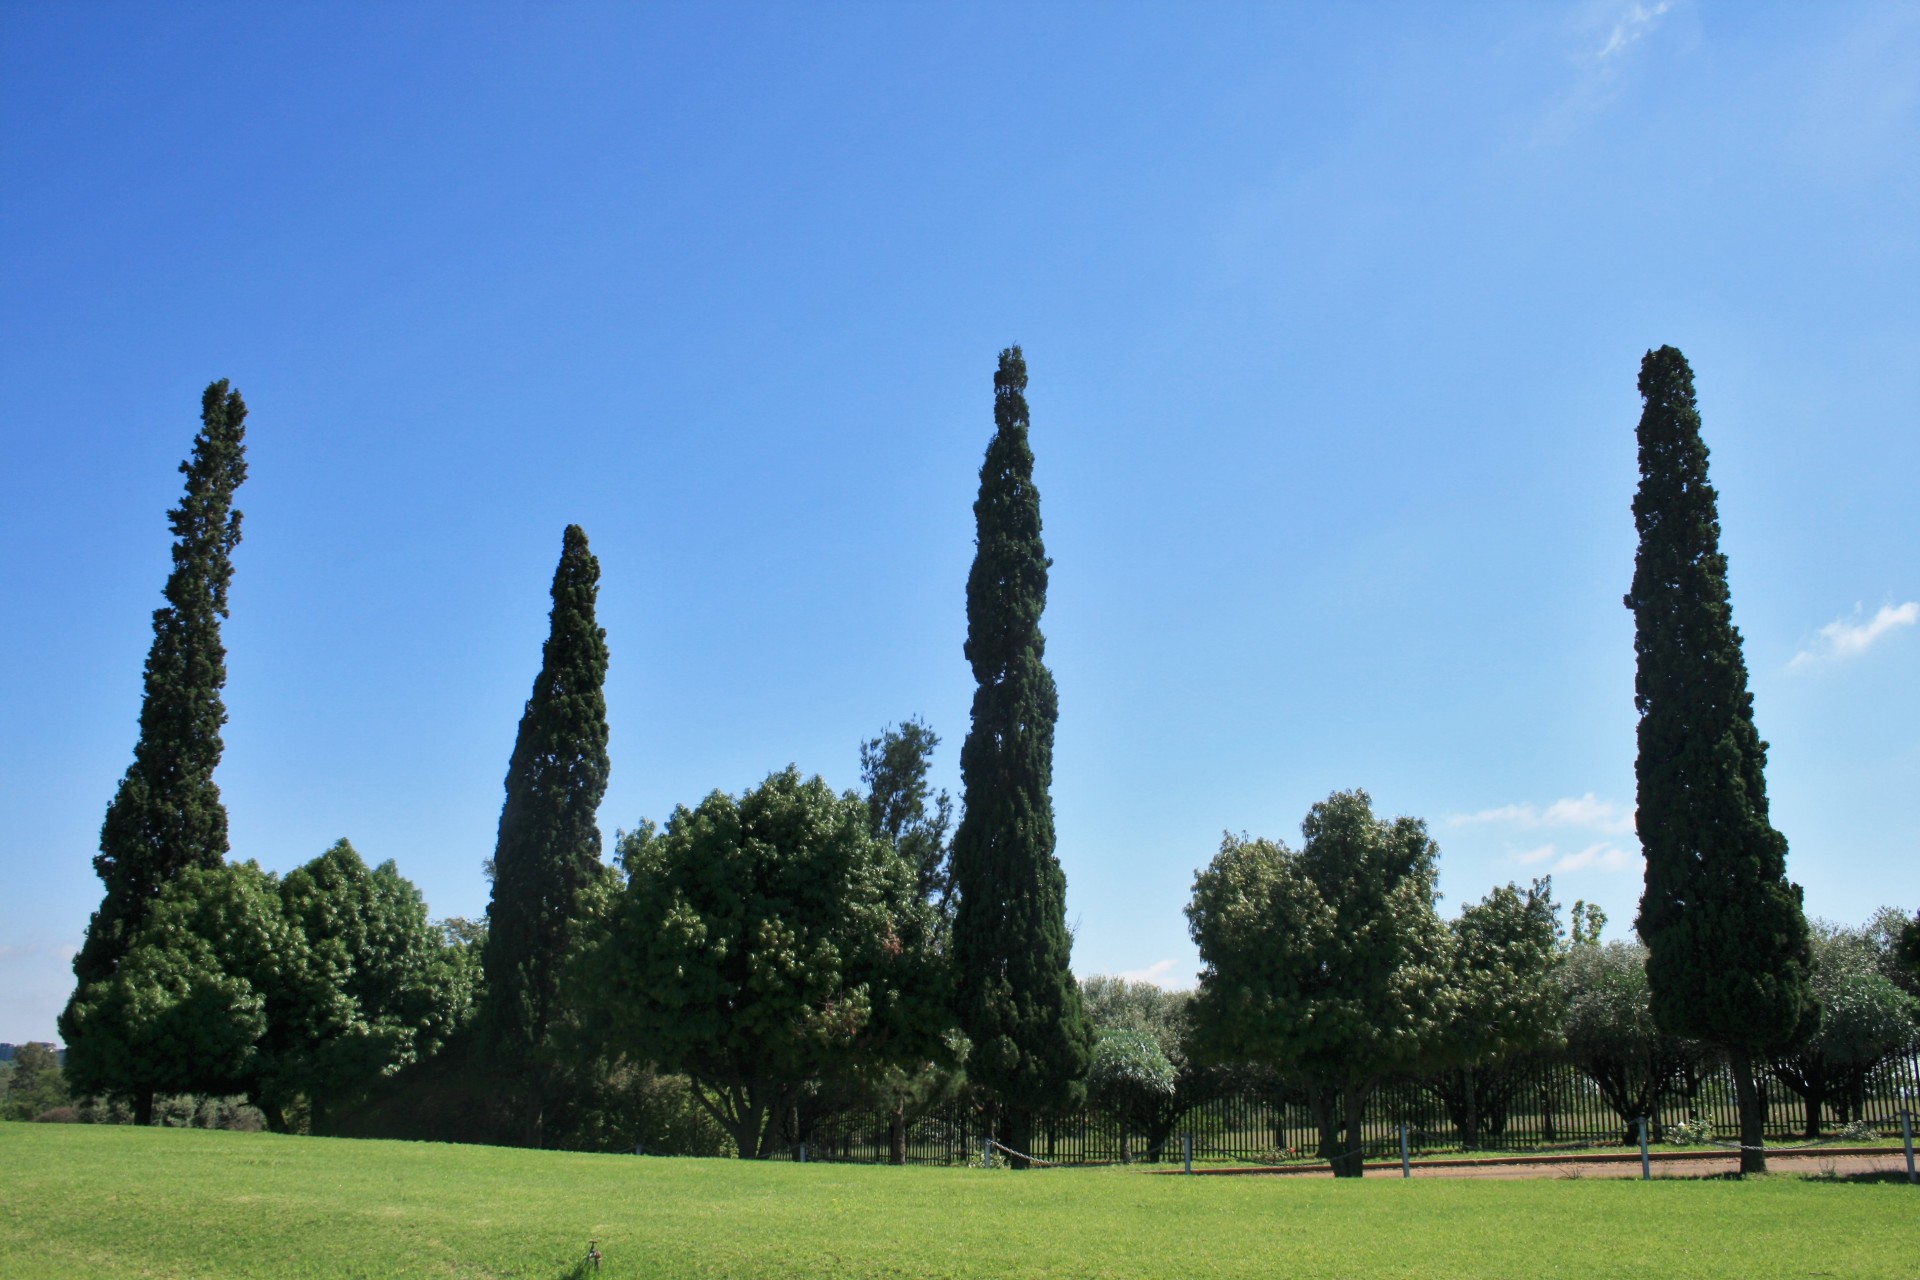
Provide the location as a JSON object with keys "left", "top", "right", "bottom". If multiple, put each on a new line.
{"left": 591, "top": 768, "right": 949, "bottom": 1158}
{"left": 1428, "top": 879, "right": 1565, "bottom": 1148}
{"left": 62, "top": 862, "right": 340, "bottom": 1131}
{"left": 481, "top": 524, "right": 611, "bottom": 1147}
{"left": 1625, "top": 345, "right": 1816, "bottom": 1172}
{"left": 1771, "top": 922, "right": 1920, "bottom": 1137}
{"left": 64, "top": 382, "right": 249, "bottom": 1121}
{"left": 950, "top": 346, "right": 1091, "bottom": 1161}
{"left": 281, "top": 840, "right": 476, "bottom": 1130}
{"left": 1187, "top": 790, "right": 1454, "bottom": 1176}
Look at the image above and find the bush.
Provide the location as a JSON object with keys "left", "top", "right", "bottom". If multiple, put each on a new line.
{"left": 1664, "top": 1117, "right": 1714, "bottom": 1145}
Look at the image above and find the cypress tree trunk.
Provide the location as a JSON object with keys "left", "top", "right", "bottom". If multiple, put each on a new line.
{"left": 63, "top": 382, "right": 249, "bottom": 1107}
{"left": 949, "top": 347, "right": 1092, "bottom": 1155}
{"left": 1624, "top": 346, "right": 1816, "bottom": 1177}
{"left": 1727, "top": 1049, "right": 1768, "bottom": 1173}
{"left": 480, "top": 525, "right": 611, "bottom": 1148}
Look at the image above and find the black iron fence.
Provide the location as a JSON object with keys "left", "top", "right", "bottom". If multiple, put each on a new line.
{"left": 800, "top": 1046, "right": 1920, "bottom": 1166}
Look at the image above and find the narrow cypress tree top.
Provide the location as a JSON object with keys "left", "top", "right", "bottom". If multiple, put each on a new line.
{"left": 1626, "top": 346, "right": 1814, "bottom": 1052}
{"left": 964, "top": 347, "right": 1048, "bottom": 684}
{"left": 951, "top": 346, "right": 1091, "bottom": 1113}
{"left": 75, "top": 380, "right": 248, "bottom": 988}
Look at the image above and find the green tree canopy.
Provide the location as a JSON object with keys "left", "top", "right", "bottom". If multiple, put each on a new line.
{"left": 1427, "top": 879, "right": 1565, "bottom": 1147}
{"left": 62, "top": 861, "right": 337, "bottom": 1130}
{"left": 1625, "top": 345, "right": 1816, "bottom": 1171}
{"left": 481, "top": 524, "right": 611, "bottom": 1147}
{"left": 590, "top": 767, "right": 949, "bottom": 1159}
{"left": 281, "top": 840, "right": 477, "bottom": 1129}
{"left": 1186, "top": 790, "right": 1454, "bottom": 1176}
{"left": 950, "top": 347, "right": 1090, "bottom": 1157}
{"left": 1, "top": 1043, "right": 70, "bottom": 1121}
{"left": 861, "top": 717, "right": 955, "bottom": 928}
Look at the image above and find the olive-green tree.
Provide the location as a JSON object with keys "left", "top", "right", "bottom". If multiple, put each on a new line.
{"left": 950, "top": 346, "right": 1091, "bottom": 1162}
{"left": 1771, "top": 922, "right": 1920, "bottom": 1137}
{"left": 589, "top": 768, "right": 950, "bottom": 1159}
{"left": 1559, "top": 937, "right": 1700, "bottom": 1142}
{"left": 480, "top": 524, "right": 611, "bottom": 1147}
{"left": 65, "top": 382, "right": 249, "bottom": 1123}
{"left": 1080, "top": 976, "right": 1217, "bottom": 1162}
{"left": 1187, "top": 790, "right": 1454, "bottom": 1177}
{"left": 1626, "top": 345, "right": 1817, "bottom": 1172}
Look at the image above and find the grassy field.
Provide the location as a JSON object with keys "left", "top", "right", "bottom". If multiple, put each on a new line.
{"left": 1, "top": 1122, "right": 1913, "bottom": 1279}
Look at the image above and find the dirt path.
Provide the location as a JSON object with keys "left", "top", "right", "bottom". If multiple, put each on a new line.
{"left": 1393, "top": 1150, "right": 1910, "bottom": 1180}
{"left": 1193, "top": 1147, "right": 1916, "bottom": 1180}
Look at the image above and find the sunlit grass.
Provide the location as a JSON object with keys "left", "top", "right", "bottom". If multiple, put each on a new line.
{"left": 1, "top": 1121, "right": 1912, "bottom": 1278}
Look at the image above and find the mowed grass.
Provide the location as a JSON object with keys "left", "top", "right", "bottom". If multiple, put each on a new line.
{"left": 1, "top": 1122, "right": 1912, "bottom": 1279}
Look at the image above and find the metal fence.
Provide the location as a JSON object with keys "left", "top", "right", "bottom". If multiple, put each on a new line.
{"left": 801, "top": 1046, "right": 1920, "bottom": 1166}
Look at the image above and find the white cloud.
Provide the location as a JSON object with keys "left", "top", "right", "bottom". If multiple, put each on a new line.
{"left": 1503, "top": 841, "right": 1635, "bottom": 874}
{"left": 1596, "top": 1, "right": 1673, "bottom": 61}
{"left": 1451, "top": 793, "right": 1634, "bottom": 836}
{"left": 1553, "top": 843, "right": 1636, "bottom": 873}
{"left": 1113, "top": 959, "right": 1189, "bottom": 989}
{"left": 1790, "top": 602, "right": 1919, "bottom": 669}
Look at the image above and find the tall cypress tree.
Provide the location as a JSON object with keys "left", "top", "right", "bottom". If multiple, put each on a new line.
{"left": 1625, "top": 346, "right": 1815, "bottom": 1174}
{"left": 480, "top": 524, "right": 610, "bottom": 1147}
{"left": 64, "top": 381, "right": 249, "bottom": 1124}
{"left": 950, "top": 346, "right": 1091, "bottom": 1162}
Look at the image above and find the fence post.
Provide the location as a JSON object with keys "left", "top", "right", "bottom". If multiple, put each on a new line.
{"left": 982, "top": 1133, "right": 992, "bottom": 1169}
{"left": 1902, "top": 1092, "right": 1915, "bottom": 1185}
{"left": 797, "top": 1142, "right": 806, "bottom": 1164}
{"left": 1400, "top": 1123, "right": 1410, "bottom": 1179}
{"left": 1183, "top": 1131, "right": 1193, "bottom": 1175}
{"left": 1637, "top": 1117, "right": 1650, "bottom": 1181}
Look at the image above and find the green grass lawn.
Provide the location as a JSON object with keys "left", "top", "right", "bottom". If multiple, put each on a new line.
{"left": 1, "top": 1121, "right": 1912, "bottom": 1279}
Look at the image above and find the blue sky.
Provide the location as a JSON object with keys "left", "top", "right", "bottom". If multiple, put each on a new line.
{"left": 3, "top": 2, "right": 1915, "bottom": 1041}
